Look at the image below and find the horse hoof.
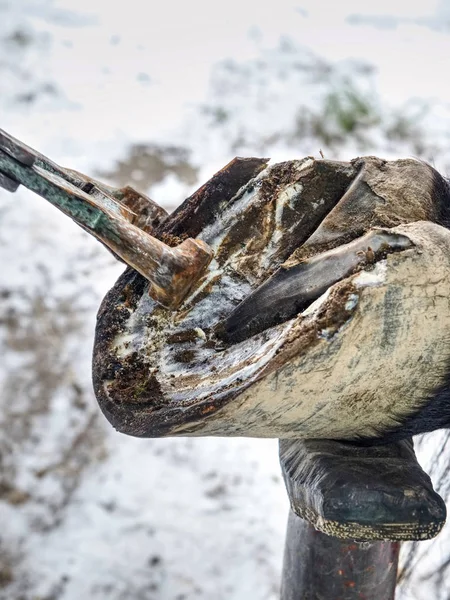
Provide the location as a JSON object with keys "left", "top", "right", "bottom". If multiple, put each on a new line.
{"left": 93, "top": 156, "right": 450, "bottom": 442}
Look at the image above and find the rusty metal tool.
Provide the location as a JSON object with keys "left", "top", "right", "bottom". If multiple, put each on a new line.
{"left": 0, "top": 129, "right": 213, "bottom": 309}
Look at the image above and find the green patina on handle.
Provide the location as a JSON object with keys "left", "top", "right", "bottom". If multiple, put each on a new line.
{"left": 0, "top": 128, "right": 213, "bottom": 309}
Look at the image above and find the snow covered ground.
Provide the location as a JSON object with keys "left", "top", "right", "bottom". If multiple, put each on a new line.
{"left": 1, "top": 1, "right": 450, "bottom": 598}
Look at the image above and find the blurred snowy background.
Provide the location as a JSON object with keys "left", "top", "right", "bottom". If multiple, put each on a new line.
{"left": 1, "top": 0, "right": 450, "bottom": 598}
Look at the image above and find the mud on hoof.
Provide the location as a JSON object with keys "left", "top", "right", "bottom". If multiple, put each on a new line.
{"left": 279, "top": 438, "right": 446, "bottom": 542}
